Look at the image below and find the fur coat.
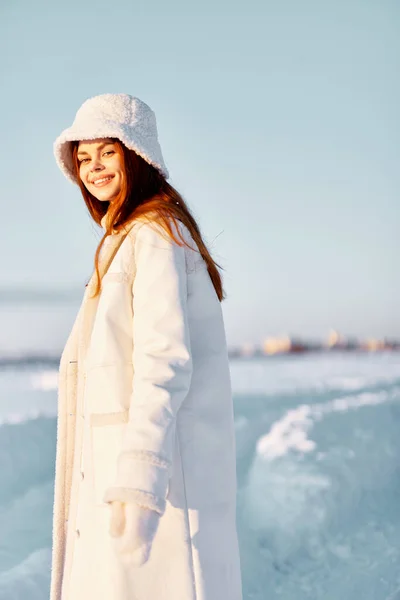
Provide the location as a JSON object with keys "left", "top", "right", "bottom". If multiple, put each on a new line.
{"left": 50, "top": 217, "right": 242, "bottom": 600}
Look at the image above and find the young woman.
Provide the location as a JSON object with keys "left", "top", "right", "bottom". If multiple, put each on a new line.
{"left": 50, "top": 93, "right": 242, "bottom": 600}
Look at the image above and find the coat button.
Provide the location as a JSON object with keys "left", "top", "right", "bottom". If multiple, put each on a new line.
{"left": 76, "top": 529, "right": 80, "bottom": 538}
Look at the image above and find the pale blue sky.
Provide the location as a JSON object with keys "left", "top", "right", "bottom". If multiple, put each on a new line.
{"left": 1, "top": 0, "right": 399, "bottom": 346}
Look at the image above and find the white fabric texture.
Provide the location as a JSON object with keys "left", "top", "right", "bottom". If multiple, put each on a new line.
{"left": 50, "top": 217, "right": 242, "bottom": 600}
{"left": 53, "top": 93, "right": 169, "bottom": 184}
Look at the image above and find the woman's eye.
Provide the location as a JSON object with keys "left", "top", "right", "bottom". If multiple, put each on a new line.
{"left": 79, "top": 158, "right": 90, "bottom": 164}
{"left": 103, "top": 150, "right": 115, "bottom": 157}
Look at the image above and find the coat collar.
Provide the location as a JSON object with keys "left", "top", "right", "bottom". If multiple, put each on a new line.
{"left": 79, "top": 219, "right": 137, "bottom": 365}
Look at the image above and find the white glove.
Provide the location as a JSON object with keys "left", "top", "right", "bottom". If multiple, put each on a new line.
{"left": 109, "top": 501, "right": 160, "bottom": 566}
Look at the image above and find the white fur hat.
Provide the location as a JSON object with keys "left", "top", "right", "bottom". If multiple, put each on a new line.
{"left": 54, "top": 93, "right": 169, "bottom": 183}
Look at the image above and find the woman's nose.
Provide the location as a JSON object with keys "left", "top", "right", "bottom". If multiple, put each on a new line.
{"left": 90, "top": 158, "right": 105, "bottom": 171}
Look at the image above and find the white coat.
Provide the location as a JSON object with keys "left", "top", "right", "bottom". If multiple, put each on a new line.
{"left": 50, "top": 216, "right": 242, "bottom": 600}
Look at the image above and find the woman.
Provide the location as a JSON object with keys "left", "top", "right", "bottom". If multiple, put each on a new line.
{"left": 50, "top": 93, "right": 242, "bottom": 600}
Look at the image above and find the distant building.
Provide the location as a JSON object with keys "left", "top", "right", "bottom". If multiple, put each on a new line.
{"left": 262, "top": 336, "right": 291, "bottom": 355}
{"left": 360, "top": 338, "right": 386, "bottom": 351}
{"left": 240, "top": 342, "right": 257, "bottom": 357}
{"left": 326, "top": 329, "right": 358, "bottom": 351}
{"left": 327, "top": 329, "right": 342, "bottom": 348}
{"left": 226, "top": 330, "right": 400, "bottom": 358}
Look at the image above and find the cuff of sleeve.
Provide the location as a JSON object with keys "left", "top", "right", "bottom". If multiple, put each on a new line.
{"left": 103, "top": 487, "right": 166, "bottom": 515}
{"left": 105, "top": 450, "right": 171, "bottom": 515}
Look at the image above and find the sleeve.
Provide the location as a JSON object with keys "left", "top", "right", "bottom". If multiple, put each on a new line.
{"left": 103, "top": 220, "right": 193, "bottom": 514}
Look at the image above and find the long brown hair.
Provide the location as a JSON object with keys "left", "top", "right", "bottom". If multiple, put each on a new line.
{"left": 71, "top": 139, "right": 225, "bottom": 301}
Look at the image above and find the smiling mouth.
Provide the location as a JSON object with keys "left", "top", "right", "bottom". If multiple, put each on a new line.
{"left": 91, "top": 175, "right": 115, "bottom": 187}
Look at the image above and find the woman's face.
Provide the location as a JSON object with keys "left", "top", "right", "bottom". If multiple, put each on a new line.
{"left": 77, "top": 138, "right": 124, "bottom": 202}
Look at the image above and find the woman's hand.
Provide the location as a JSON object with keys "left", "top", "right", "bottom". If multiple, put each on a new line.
{"left": 109, "top": 501, "right": 160, "bottom": 566}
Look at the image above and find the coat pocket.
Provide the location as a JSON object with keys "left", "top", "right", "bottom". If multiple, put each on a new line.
{"left": 90, "top": 411, "right": 129, "bottom": 507}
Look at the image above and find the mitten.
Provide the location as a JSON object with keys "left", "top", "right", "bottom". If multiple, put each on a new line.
{"left": 109, "top": 500, "right": 160, "bottom": 566}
